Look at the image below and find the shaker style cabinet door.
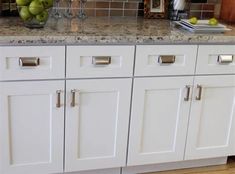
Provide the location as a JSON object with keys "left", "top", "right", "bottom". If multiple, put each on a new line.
{"left": 0, "top": 46, "right": 66, "bottom": 80}
{"left": 135, "top": 45, "right": 197, "bottom": 76}
{"left": 128, "top": 77, "right": 193, "bottom": 166}
{"left": 65, "top": 79, "right": 132, "bottom": 172}
{"left": 67, "top": 46, "right": 135, "bottom": 78}
{"left": 196, "top": 45, "right": 235, "bottom": 75}
{"left": 185, "top": 75, "right": 235, "bottom": 160}
{"left": 0, "top": 81, "right": 65, "bottom": 174}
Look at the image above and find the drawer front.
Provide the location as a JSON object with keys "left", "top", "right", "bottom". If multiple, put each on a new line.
{"left": 196, "top": 45, "right": 235, "bottom": 75}
{"left": 135, "top": 45, "right": 197, "bottom": 76}
{"left": 0, "top": 46, "right": 65, "bottom": 80}
{"left": 67, "top": 46, "right": 135, "bottom": 78}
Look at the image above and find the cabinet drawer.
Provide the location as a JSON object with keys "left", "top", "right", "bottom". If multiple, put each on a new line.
{"left": 67, "top": 46, "right": 135, "bottom": 78}
{"left": 196, "top": 45, "right": 235, "bottom": 75}
{"left": 135, "top": 45, "right": 197, "bottom": 76}
{"left": 0, "top": 46, "right": 65, "bottom": 80}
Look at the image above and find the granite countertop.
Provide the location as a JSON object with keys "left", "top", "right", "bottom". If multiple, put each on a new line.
{"left": 1, "top": 17, "right": 235, "bottom": 45}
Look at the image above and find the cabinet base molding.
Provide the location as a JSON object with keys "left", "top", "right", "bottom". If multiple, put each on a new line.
{"left": 63, "top": 168, "right": 121, "bottom": 174}
{"left": 122, "top": 157, "right": 227, "bottom": 174}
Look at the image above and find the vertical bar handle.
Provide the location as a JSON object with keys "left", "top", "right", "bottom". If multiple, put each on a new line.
{"left": 56, "top": 90, "right": 62, "bottom": 108}
{"left": 196, "top": 85, "right": 202, "bottom": 101}
{"left": 71, "top": 89, "right": 78, "bottom": 107}
{"left": 184, "top": 85, "right": 191, "bottom": 101}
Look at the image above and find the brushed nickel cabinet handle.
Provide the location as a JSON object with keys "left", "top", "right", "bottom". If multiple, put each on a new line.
{"left": 71, "top": 89, "right": 79, "bottom": 107}
{"left": 158, "top": 55, "right": 175, "bottom": 64}
{"left": 56, "top": 90, "right": 62, "bottom": 108}
{"left": 217, "top": 55, "right": 233, "bottom": 64}
{"left": 71, "top": 89, "right": 76, "bottom": 107}
{"left": 92, "top": 56, "right": 111, "bottom": 65}
{"left": 19, "top": 57, "right": 40, "bottom": 67}
{"left": 184, "top": 85, "right": 191, "bottom": 101}
{"left": 196, "top": 85, "right": 202, "bottom": 101}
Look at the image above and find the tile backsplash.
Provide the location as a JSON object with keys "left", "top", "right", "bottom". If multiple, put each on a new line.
{"left": 58, "top": 0, "right": 221, "bottom": 18}
{"left": 189, "top": 0, "right": 222, "bottom": 19}
{"left": 0, "top": 0, "right": 221, "bottom": 18}
{"left": 57, "top": 0, "right": 143, "bottom": 17}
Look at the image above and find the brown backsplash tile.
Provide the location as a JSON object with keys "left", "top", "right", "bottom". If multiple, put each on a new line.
{"left": 124, "top": 10, "right": 137, "bottom": 16}
{"left": 84, "top": 9, "right": 96, "bottom": 16}
{"left": 124, "top": 2, "right": 138, "bottom": 9}
{"left": 110, "top": 9, "right": 123, "bottom": 16}
{"left": 110, "top": 2, "right": 124, "bottom": 8}
{"left": 201, "top": 11, "right": 214, "bottom": 18}
{"left": 96, "top": 9, "right": 109, "bottom": 16}
{"left": 189, "top": 12, "right": 202, "bottom": 18}
{"left": 190, "top": 4, "right": 202, "bottom": 11}
{"left": 96, "top": 2, "right": 110, "bottom": 8}
{"left": 86, "top": 2, "right": 96, "bottom": 8}
{"left": 202, "top": 4, "right": 215, "bottom": 11}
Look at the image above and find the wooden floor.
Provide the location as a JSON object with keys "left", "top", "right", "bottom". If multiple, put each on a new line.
{"left": 149, "top": 157, "right": 235, "bottom": 174}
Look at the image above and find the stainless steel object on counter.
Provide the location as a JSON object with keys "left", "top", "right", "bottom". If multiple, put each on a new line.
{"left": 64, "top": 0, "right": 74, "bottom": 18}
{"left": 52, "top": 0, "right": 62, "bottom": 19}
{"left": 77, "top": 0, "right": 87, "bottom": 19}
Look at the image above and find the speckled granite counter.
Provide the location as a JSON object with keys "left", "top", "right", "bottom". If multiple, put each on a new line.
{"left": 0, "top": 17, "right": 235, "bottom": 45}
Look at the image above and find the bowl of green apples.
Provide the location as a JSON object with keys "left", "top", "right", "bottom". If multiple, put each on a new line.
{"left": 17, "top": 0, "right": 53, "bottom": 28}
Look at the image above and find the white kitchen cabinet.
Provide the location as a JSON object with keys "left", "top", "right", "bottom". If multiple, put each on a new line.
{"left": 0, "top": 81, "right": 65, "bottom": 174}
{"left": 0, "top": 46, "right": 66, "bottom": 80}
{"left": 135, "top": 45, "right": 197, "bottom": 76}
{"left": 185, "top": 75, "right": 235, "bottom": 160}
{"left": 128, "top": 77, "right": 194, "bottom": 166}
{"left": 65, "top": 78, "right": 132, "bottom": 172}
{"left": 67, "top": 46, "right": 135, "bottom": 78}
{"left": 196, "top": 45, "right": 235, "bottom": 75}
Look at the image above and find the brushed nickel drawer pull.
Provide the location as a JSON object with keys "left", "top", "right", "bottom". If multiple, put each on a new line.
{"left": 92, "top": 56, "right": 111, "bottom": 65}
{"left": 71, "top": 89, "right": 76, "bottom": 107}
{"left": 158, "top": 55, "right": 175, "bottom": 64}
{"left": 217, "top": 55, "right": 233, "bottom": 64}
{"left": 184, "top": 85, "right": 191, "bottom": 101}
{"left": 56, "top": 90, "right": 62, "bottom": 108}
{"left": 19, "top": 57, "right": 40, "bottom": 67}
{"left": 196, "top": 85, "right": 202, "bottom": 101}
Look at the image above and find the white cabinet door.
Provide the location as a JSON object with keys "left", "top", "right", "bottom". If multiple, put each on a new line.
{"left": 65, "top": 79, "right": 132, "bottom": 172}
{"left": 0, "top": 81, "right": 65, "bottom": 174}
{"left": 128, "top": 77, "right": 193, "bottom": 166}
{"left": 185, "top": 75, "right": 235, "bottom": 160}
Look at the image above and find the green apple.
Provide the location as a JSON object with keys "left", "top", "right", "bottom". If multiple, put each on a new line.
{"left": 189, "top": 17, "right": 198, "bottom": 25}
{"left": 209, "top": 18, "right": 218, "bottom": 26}
{"left": 19, "top": 6, "right": 33, "bottom": 21}
{"left": 36, "top": 10, "right": 48, "bottom": 22}
{"left": 16, "top": 0, "right": 31, "bottom": 6}
{"left": 39, "top": 0, "right": 53, "bottom": 9}
{"left": 29, "top": 0, "right": 44, "bottom": 15}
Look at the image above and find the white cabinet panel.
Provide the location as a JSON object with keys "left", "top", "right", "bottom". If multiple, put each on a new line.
{"left": 128, "top": 77, "right": 193, "bottom": 166}
{"left": 196, "top": 45, "right": 235, "bottom": 75}
{"left": 0, "top": 46, "right": 65, "bottom": 80}
{"left": 0, "top": 81, "right": 64, "bottom": 174}
{"left": 65, "top": 79, "right": 132, "bottom": 172}
{"left": 185, "top": 75, "right": 235, "bottom": 160}
{"left": 135, "top": 45, "right": 197, "bottom": 76}
{"left": 67, "top": 46, "right": 135, "bottom": 78}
